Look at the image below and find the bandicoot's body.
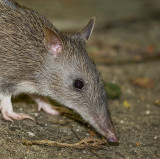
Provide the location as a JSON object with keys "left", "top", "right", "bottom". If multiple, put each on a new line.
{"left": 0, "top": 0, "right": 118, "bottom": 142}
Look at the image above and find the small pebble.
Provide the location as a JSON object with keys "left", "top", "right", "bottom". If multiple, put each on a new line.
{"left": 145, "top": 110, "right": 150, "bottom": 115}
{"left": 28, "top": 132, "right": 35, "bottom": 137}
{"left": 154, "top": 136, "right": 157, "bottom": 139}
{"left": 34, "top": 113, "right": 38, "bottom": 117}
{"left": 120, "top": 120, "right": 124, "bottom": 124}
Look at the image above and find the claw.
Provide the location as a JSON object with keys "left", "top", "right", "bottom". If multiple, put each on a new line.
{"left": 2, "top": 111, "right": 13, "bottom": 122}
{"left": 1, "top": 110, "right": 34, "bottom": 121}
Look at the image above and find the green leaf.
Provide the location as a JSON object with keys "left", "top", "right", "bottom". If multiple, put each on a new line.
{"left": 105, "top": 82, "right": 121, "bottom": 99}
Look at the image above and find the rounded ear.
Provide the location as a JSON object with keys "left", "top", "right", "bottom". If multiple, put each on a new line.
{"left": 79, "top": 17, "right": 95, "bottom": 42}
{"left": 43, "top": 27, "right": 63, "bottom": 58}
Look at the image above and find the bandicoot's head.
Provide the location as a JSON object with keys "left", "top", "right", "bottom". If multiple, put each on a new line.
{"left": 41, "top": 18, "right": 118, "bottom": 142}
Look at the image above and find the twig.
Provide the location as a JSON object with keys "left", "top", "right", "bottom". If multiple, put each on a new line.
{"left": 23, "top": 138, "right": 108, "bottom": 150}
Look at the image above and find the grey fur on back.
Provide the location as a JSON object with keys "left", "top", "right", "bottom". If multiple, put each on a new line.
{"left": 0, "top": 0, "right": 55, "bottom": 94}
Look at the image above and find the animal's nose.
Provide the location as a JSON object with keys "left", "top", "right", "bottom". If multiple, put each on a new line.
{"left": 107, "top": 132, "right": 118, "bottom": 142}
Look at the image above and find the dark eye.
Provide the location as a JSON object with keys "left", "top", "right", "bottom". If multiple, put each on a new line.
{"left": 74, "top": 79, "right": 84, "bottom": 90}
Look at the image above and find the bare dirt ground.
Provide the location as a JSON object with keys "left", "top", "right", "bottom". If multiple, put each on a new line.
{"left": 0, "top": 0, "right": 160, "bottom": 158}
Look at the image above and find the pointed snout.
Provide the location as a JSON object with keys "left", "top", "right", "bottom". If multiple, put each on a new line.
{"left": 99, "top": 125, "right": 118, "bottom": 143}
{"left": 92, "top": 113, "right": 118, "bottom": 143}
{"left": 106, "top": 130, "right": 118, "bottom": 143}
